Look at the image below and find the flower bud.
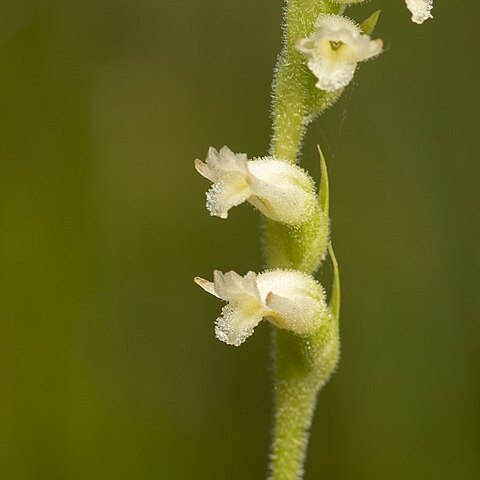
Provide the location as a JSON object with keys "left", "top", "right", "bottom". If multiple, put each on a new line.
{"left": 194, "top": 270, "right": 327, "bottom": 346}
{"left": 195, "top": 147, "right": 316, "bottom": 226}
{"left": 297, "top": 14, "right": 383, "bottom": 92}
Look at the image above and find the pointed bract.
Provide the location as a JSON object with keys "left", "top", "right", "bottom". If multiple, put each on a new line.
{"left": 360, "top": 10, "right": 381, "bottom": 36}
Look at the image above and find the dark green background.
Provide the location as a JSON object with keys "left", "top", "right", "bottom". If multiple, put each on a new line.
{"left": 1, "top": 1, "right": 478, "bottom": 478}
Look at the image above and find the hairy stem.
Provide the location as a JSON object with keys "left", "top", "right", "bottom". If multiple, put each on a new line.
{"left": 270, "top": 0, "right": 342, "bottom": 163}
{"left": 269, "top": 320, "right": 340, "bottom": 480}
{"left": 270, "top": 370, "right": 318, "bottom": 480}
{"left": 267, "top": 1, "right": 343, "bottom": 479}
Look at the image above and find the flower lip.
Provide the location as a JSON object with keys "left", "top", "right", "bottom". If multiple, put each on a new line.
{"left": 405, "top": 0, "right": 433, "bottom": 24}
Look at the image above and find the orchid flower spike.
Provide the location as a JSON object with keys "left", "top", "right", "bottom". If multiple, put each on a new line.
{"left": 195, "top": 147, "right": 316, "bottom": 226}
{"left": 405, "top": 0, "right": 433, "bottom": 24}
{"left": 194, "top": 270, "right": 327, "bottom": 346}
{"left": 297, "top": 14, "right": 383, "bottom": 92}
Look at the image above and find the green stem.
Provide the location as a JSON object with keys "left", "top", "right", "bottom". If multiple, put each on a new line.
{"left": 270, "top": 327, "right": 340, "bottom": 480}
{"left": 270, "top": 366, "right": 318, "bottom": 480}
{"left": 267, "top": 1, "right": 343, "bottom": 479}
{"left": 270, "top": 0, "right": 343, "bottom": 163}
{"left": 269, "top": 245, "right": 341, "bottom": 480}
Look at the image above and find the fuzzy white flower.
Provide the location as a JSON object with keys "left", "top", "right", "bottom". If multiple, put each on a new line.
{"left": 405, "top": 0, "right": 433, "bottom": 24}
{"left": 195, "top": 146, "right": 316, "bottom": 225}
{"left": 297, "top": 15, "right": 383, "bottom": 92}
{"left": 195, "top": 270, "right": 327, "bottom": 346}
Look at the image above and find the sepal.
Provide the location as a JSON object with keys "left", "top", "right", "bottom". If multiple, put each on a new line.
{"left": 265, "top": 147, "right": 331, "bottom": 274}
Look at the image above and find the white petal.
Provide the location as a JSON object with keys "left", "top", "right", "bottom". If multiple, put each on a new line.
{"left": 208, "top": 271, "right": 265, "bottom": 346}
{"left": 265, "top": 292, "right": 324, "bottom": 334}
{"left": 213, "top": 270, "right": 261, "bottom": 303}
{"left": 405, "top": 0, "right": 433, "bottom": 24}
{"left": 196, "top": 146, "right": 249, "bottom": 183}
{"left": 209, "top": 146, "right": 248, "bottom": 174}
{"left": 206, "top": 176, "right": 251, "bottom": 218}
{"left": 258, "top": 270, "right": 327, "bottom": 334}
{"left": 196, "top": 146, "right": 251, "bottom": 219}
{"left": 315, "top": 14, "right": 362, "bottom": 36}
{"left": 247, "top": 158, "right": 316, "bottom": 225}
{"left": 215, "top": 303, "right": 264, "bottom": 346}
{"left": 362, "top": 39, "right": 383, "bottom": 61}
{"left": 308, "top": 56, "right": 357, "bottom": 92}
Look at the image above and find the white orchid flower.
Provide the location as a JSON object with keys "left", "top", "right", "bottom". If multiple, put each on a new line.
{"left": 297, "top": 14, "right": 383, "bottom": 92}
{"left": 405, "top": 0, "right": 433, "bottom": 24}
{"left": 195, "top": 270, "right": 327, "bottom": 346}
{"left": 195, "top": 146, "right": 316, "bottom": 226}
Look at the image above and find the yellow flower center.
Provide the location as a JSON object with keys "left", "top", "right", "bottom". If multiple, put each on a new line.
{"left": 329, "top": 40, "right": 344, "bottom": 51}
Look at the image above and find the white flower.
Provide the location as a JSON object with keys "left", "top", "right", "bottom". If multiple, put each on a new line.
{"left": 405, "top": 0, "right": 433, "bottom": 24}
{"left": 195, "top": 270, "right": 327, "bottom": 346}
{"left": 297, "top": 15, "right": 383, "bottom": 92}
{"left": 195, "top": 146, "right": 316, "bottom": 225}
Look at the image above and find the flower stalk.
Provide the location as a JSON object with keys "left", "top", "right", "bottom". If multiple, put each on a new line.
{"left": 267, "top": 6, "right": 344, "bottom": 473}
{"left": 267, "top": 1, "right": 379, "bottom": 478}
{"left": 194, "top": 0, "right": 433, "bottom": 478}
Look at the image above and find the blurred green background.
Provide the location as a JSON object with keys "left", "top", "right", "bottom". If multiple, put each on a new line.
{"left": 0, "top": 0, "right": 478, "bottom": 478}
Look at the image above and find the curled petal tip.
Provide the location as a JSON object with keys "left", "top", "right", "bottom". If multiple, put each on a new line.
{"left": 194, "top": 276, "right": 206, "bottom": 287}
{"left": 194, "top": 276, "right": 218, "bottom": 297}
{"left": 372, "top": 38, "right": 383, "bottom": 52}
{"left": 194, "top": 158, "right": 208, "bottom": 177}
